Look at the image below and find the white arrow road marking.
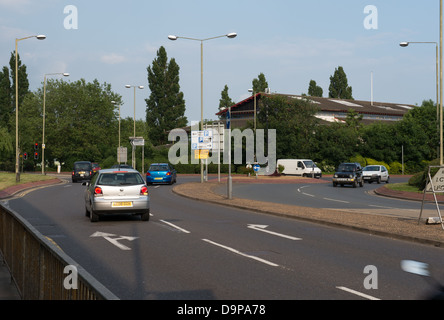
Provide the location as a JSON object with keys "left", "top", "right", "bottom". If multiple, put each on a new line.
{"left": 202, "top": 239, "right": 279, "bottom": 267}
{"left": 247, "top": 225, "right": 302, "bottom": 241}
{"left": 90, "top": 232, "right": 138, "bottom": 251}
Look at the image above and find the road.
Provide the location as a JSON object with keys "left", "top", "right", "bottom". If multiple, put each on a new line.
{"left": 214, "top": 176, "right": 436, "bottom": 219}
{"left": 3, "top": 175, "right": 444, "bottom": 300}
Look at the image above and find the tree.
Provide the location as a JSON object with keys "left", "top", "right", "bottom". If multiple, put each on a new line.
{"left": 218, "top": 84, "right": 234, "bottom": 114}
{"left": 345, "top": 109, "right": 363, "bottom": 131}
{"left": 19, "top": 78, "right": 122, "bottom": 168}
{"left": 9, "top": 51, "right": 30, "bottom": 110}
{"left": 308, "top": 80, "right": 323, "bottom": 97}
{"left": 252, "top": 73, "right": 269, "bottom": 93}
{"left": 328, "top": 66, "right": 353, "bottom": 99}
{"left": 146, "top": 46, "right": 187, "bottom": 146}
{"left": 0, "top": 66, "right": 11, "bottom": 129}
{"left": 258, "top": 95, "right": 319, "bottom": 159}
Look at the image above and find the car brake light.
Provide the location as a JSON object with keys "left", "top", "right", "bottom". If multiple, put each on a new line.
{"left": 166, "top": 172, "right": 171, "bottom": 176}
{"left": 94, "top": 187, "right": 103, "bottom": 196}
{"left": 140, "top": 186, "right": 148, "bottom": 196}
{"left": 146, "top": 172, "right": 151, "bottom": 176}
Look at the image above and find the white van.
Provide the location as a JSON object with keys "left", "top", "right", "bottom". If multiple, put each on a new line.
{"left": 277, "top": 159, "right": 322, "bottom": 178}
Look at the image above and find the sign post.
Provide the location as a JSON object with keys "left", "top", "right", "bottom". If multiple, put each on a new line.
{"left": 130, "top": 137, "right": 145, "bottom": 173}
{"left": 419, "top": 165, "right": 444, "bottom": 229}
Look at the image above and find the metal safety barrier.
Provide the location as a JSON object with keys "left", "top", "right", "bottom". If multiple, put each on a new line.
{"left": 0, "top": 203, "right": 119, "bottom": 300}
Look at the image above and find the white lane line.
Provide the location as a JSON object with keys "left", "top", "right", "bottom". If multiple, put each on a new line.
{"left": 248, "top": 224, "right": 302, "bottom": 241}
{"left": 336, "top": 286, "right": 380, "bottom": 300}
{"left": 160, "top": 220, "right": 191, "bottom": 234}
{"left": 202, "top": 239, "right": 279, "bottom": 267}
{"left": 302, "top": 193, "right": 315, "bottom": 197}
{"left": 369, "top": 205, "right": 393, "bottom": 209}
{"left": 298, "top": 186, "right": 315, "bottom": 197}
{"left": 323, "top": 198, "right": 350, "bottom": 204}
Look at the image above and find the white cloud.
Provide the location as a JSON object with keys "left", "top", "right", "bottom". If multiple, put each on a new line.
{"left": 100, "top": 53, "right": 127, "bottom": 65}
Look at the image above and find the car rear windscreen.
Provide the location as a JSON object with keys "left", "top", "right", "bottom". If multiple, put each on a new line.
{"left": 98, "top": 173, "right": 144, "bottom": 186}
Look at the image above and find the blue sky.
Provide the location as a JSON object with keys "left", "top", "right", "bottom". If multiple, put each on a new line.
{"left": 0, "top": 0, "right": 441, "bottom": 123}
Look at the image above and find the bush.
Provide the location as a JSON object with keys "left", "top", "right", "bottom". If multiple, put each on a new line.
{"left": 349, "top": 154, "right": 366, "bottom": 167}
{"left": 408, "top": 158, "right": 441, "bottom": 190}
{"left": 389, "top": 161, "right": 402, "bottom": 174}
{"left": 408, "top": 172, "right": 424, "bottom": 189}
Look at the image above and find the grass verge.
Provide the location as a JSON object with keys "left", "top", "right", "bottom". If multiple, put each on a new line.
{"left": 0, "top": 172, "right": 55, "bottom": 191}
{"left": 385, "top": 182, "right": 422, "bottom": 194}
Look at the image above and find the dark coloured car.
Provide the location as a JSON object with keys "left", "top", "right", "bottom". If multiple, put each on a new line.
{"left": 72, "top": 161, "right": 93, "bottom": 183}
{"left": 92, "top": 162, "right": 101, "bottom": 173}
{"left": 332, "top": 162, "right": 364, "bottom": 188}
{"left": 146, "top": 163, "right": 177, "bottom": 185}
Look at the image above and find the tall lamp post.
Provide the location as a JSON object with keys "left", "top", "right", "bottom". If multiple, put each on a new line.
{"left": 42, "top": 72, "right": 69, "bottom": 175}
{"left": 111, "top": 100, "right": 122, "bottom": 162}
{"left": 400, "top": 41, "right": 440, "bottom": 160}
{"left": 15, "top": 34, "right": 46, "bottom": 182}
{"left": 125, "top": 85, "right": 144, "bottom": 138}
{"left": 168, "top": 32, "right": 237, "bottom": 183}
{"left": 399, "top": 42, "right": 439, "bottom": 120}
{"left": 125, "top": 84, "right": 144, "bottom": 169}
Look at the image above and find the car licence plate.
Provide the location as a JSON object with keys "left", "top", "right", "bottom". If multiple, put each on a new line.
{"left": 154, "top": 177, "right": 163, "bottom": 180}
{"left": 112, "top": 201, "right": 133, "bottom": 208}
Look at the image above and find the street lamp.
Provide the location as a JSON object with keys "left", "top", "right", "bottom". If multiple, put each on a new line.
{"left": 168, "top": 32, "right": 237, "bottom": 183}
{"left": 15, "top": 34, "right": 46, "bottom": 182}
{"left": 111, "top": 100, "right": 122, "bottom": 162}
{"left": 125, "top": 85, "right": 144, "bottom": 169}
{"left": 125, "top": 85, "right": 144, "bottom": 138}
{"left": 248, "top": 89, "right": 258, "bottom": 133}
{"left": 42, "top": 72, "right": 69, "bottom": 175}
{"left": 400, "top": 41, "right": 440, "bottom": 163}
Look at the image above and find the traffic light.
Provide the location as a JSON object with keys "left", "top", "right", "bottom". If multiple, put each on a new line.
{"left": 34, "top": 152, "right": 39, "bottom": 160}
{"left": 23, "top": 152, "right": 28, "bottom": 160}
{"left": 34, "top": 143, "right": 38, "bottom": 150}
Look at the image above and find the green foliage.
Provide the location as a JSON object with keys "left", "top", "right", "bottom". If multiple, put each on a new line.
{"left": 328, "top": 66, "right": 353, "bottom": 99}
{"left": 389, "top": 161, "right": 402, "bottom": 174}
{"left": 308, "top": 80, "right": 323, "bottom": 97}
{"left": 349, "top": 154, "right": 366, "bottom": 167}
{"left": 219, "top": 84, "right": 235, "bottom": 114}
{"left": 16, "top": 78, "right": 123, "bottom": 171}
{"left": 146, "top": 46, "right": 187, "bottom": 146}
{"left": 258, "top": 95, "right": 319, "bottom": 160}
{"left": 252, "top": 73, "right": 268, "bottom": 93}
{"left": 408, "top": 158, "right": 441, "bottom": 190}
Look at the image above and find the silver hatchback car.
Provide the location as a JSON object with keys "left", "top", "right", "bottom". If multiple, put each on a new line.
{"left": 83, "top": 168, "right": 150, "bottom": 222}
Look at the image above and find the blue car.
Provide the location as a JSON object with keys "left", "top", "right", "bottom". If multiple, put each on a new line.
{"left": 146, "top": 163, "right": 177, "bottom": 185}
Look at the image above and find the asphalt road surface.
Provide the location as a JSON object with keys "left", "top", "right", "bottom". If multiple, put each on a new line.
{"left": 3, "top": 175, "right": 444, "bottom": 300}
{"left": 214, "top": 176, "right": 436, "bottom": 219}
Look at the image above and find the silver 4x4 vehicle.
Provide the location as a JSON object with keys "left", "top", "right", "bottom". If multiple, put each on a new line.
{"left": 332, "top": 162, "right": 364, "bottom": 188}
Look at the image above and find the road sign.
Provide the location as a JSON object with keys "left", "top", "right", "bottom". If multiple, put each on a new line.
{"left": 194, "top": 150, "right": 209, "bottom": 159}
{"left": 191, "top": 130, "right": 213, "bottom": 150}
{"left": 117, "top": 147, "right": 127, "bottom": 163}
{"left": 253, "top": 164, "right": 260, "bottom": 172}
{"left": 426, "top": 168, "right": 444, "bottom": 192}
{"left": 205, "top": 122, "right": 224, "bottom": 151}
{"left": 130, "top": 137, "right": 145, "bottom": 146}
